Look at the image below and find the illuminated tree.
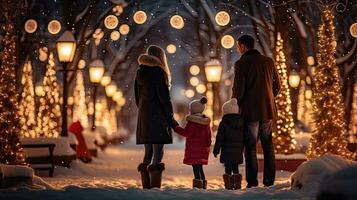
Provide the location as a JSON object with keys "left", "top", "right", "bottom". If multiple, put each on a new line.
{"left": 297, "top": 80, "right": 313, "bottom": 129}
{"left": 19, "top": 61, "right": 36, "bottom": 138}
{"left": 109, "top": 108, "right": 118, "bottom": 135}
{"left": 307, "top": 9, "right": 352, "bottom": 159}
{"left": 36, "top": 53, "right": 61, "bottom": 137}
{"left": 273, "top": 32, "right": 296, "bottom": 154}
{"left": 348, "top": 82, "right": 357, "bottom": 143}
{"left": 0, "top": 23, "right": 26, "bottom": 165}
{"left": 72, "top": 70, "right": 89, "bottom": 128}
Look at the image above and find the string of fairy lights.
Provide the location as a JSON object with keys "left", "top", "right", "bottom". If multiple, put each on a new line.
{"left": 273, "top": 32, "right": 296, "bottom": 154}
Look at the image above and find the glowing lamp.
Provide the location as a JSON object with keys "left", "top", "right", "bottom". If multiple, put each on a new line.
{"left": 204, "top": 59, "right": 222, "bottom": 83}
{"left": 215, "top": 11, "right": 230, "bottom": 26}
{"left": 89, "top": 59, "right": 105, "bottom": 83}
{"left": 35, "top": 82, "right": 45, "bottom": 96}
{"left": 133, "top": 11, "right": 147, "bottom": 24}
{"left": 166, "top": 44, "right": 177, "bottom": 54}
{"left": 56, "top": 31, "right": 76, "bottom": 62}
{"left": 189, "top": 65, "right": 200, "bottom": 75}
{"left": 170, "top": 15, "right": 184, "bottom": 29}
{"left": 288, "top": 71, "right": 301, "bottom": 88}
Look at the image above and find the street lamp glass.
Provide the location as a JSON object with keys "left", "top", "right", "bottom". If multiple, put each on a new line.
{"left": 89, "top": 59, "right": 105, "bottom": 83}
{"left": 56, "top": 31, "right": 76, "bottom": 62}
{"left": 289, "top": 71, "right": 301, "bottom": 88}
{"left": 204, "top": 59, "right": 222, "bottom": 83}
{"left": 105, "top": 83, "right": 117, "bottom": 97}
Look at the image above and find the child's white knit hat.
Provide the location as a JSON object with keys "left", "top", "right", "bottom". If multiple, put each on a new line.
{"left": 189, "top": 97, "right": 208, "bottom": 114}
{"left": 222, "top": 98, "right": 239, "bottom": 115}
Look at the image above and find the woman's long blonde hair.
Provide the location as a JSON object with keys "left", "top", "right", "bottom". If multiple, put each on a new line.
{"left": 147, "top": 45, "right": 172, "bottom": 88}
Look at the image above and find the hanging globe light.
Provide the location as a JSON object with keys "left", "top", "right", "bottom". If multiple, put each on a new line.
{"left": 110, "top": 31, "right": 121, "bottom": 41}
{"left": 307, "top": 56, "right": 315, "bottom": 66}
{"left": 170, "top": 15, "right": 184, "bottom": 29}
{"left": 190, "top": 77, "right": 199, "bottom": 86}
{"left": 133, "top": 10, "right": 147, "bottom": 24}
{"left": 113, "top": 90, "right": 123, "bottom": 102}
{"left": 221, "top": 34, "right": 235, "bottom": 49}
{"left": 189, "top": 65, "right": 200, "bottom": 75}
{"left": 215, "top": 11, "right": 230, "bottom": 26}
{"left": 48, "top": 20, "right": 61, "bottom": 35}
{"left": 196, "top": 84, "right": 207, "bottom": 94}
{"left": 104, "top": 15, "right": 119, "bottom": 29}
{"left": 166, "top": 44, "right": 177, "bottom": 54}
{"left": 185, "top": 89, "right": 195, "bottom": 98}
{"left": 119, "top": 24, "right": 130, "bottom": 35}
{"left": 24, "top": 19, "right": 38, "bottom": 33}
{"left": 350, "top": 23, "right": 357, "bottom": 38}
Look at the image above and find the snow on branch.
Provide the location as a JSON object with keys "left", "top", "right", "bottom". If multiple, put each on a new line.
{"left": 180, "top": 0, "right": 198, "bottom": 17}
{"left": 199, "top": 0, "right": 221, "bottom": 32}
{"left": 292, "top": 13, "right": 307, "bottom": 39}
{"left": 336, "top": 39, "right": 357, "bottom": 65}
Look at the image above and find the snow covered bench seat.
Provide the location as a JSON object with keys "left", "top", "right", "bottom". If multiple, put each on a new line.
{"left": 83, "top": 129, "right": 103, "bottom": 157}
{"left": 21, "top": 137, "right": 76, "bottom": 169}
{"left": 21, "top": 143, "right": 55, "bottom": 177}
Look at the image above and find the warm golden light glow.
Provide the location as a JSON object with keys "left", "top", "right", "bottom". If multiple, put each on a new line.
{"left": 196, "top": 84, "right": 207, "bottom": 94}
{"left": 113, "top": 90, "right": 123, "bottom": 102}
{"left": 119, "top": 24, "right": 130, "bottom": 35}
{"left": 100, "top": 73, "right": 111, "bottom": 86}
{"left": 350, "top": 22, "right": 357, "bottom": 38}
{"left": 189, "top": 77, "right": 199, "bottom": 86}
{"left": 133, "top": 11, "right": 147, "bottom": 24}
{"left": 78, "top": 59, "right": 86, "bottom": 69}
{"left": 288, "top": 71, "right": 301, "bottom": 88}
{"left": 166, "top": 44, "right": 177, "bottom": 54}
{"left": 215, "top": 11, "right": 230, "bottom": 26}
{"left": 221, "top": 34, "right": 235, "bottom": 49}
{"left": 170, "top": 15, "right": 184, "bottom": 29}
{"left": 56, "top": 31, "right": 76, "bottom": 62}
{"left": 307, "top": 56, "right": 315, "bottom": 66}
{"left": 110, "top": 31, "right": 120, "bottom": 41}
{"left": 104, "top": 15, "right": 119, "bottom": 29}
{"left": 204, "top": 59, "right": 222, "bottom": 83}
{"left": 89, "top": 59, "right": 105, "bottom": 83}
{"left": 105, "top": 82, "right": 117, "bottom": 97}
{"left": 35, "top": 83, "right": 45, "bottom": 96}
{"left": 185, "top": 89, "right": 195, "bottom": 98}
{"left": 189, "top": 65, "right": 200, "bottom": 76}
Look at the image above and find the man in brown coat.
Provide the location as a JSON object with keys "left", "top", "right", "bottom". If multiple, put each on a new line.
{"left": 232, "top": 35, "right": 281, "bottom": 188}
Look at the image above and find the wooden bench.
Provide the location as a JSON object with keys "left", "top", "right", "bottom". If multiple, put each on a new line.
{"left": 22, "top": 143, "right": 55, "bottom": 177}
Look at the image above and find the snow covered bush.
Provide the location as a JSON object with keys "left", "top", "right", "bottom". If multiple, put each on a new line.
{"left": 0, "top": 164, "right": 34, "bottom": 188}
{"left": 316, "top": 166, "right": 357, "bottom": 200}
{"left": 291, "top": 154, "right": 356, "bottom": 190}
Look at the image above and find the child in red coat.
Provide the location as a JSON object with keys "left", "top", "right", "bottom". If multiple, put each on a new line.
{"left": 174, "top": 97, "right": 211, "bottom": 189}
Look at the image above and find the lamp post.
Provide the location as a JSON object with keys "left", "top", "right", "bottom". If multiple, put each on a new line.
{"left": 89, "top": 59, "right": 105, "bottom": 131}
{"left": 204, "top": 59, "right": 223, "bottom": 132}
{"left": 56, "top": 31, "right": 76, "bottom": 136}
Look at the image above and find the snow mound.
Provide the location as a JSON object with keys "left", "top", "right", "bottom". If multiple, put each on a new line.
{"left": 316, "top": 166, "right": 357, "bottom": 200}
{"left": 0, "top": 164, "right": 34, "bottom": 177}
{"left": 21, "top": 137, "right": 76, "bottom": 157}
{"left": 291, "top": 154, "right": 357, "bottom": 190}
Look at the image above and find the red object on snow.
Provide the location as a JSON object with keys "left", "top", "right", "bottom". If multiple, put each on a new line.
{"left": 174, "top": 115, "right": 211, "bottom": 165}
{"left": 68, "top": 121, "right": 92, "bottom": 162}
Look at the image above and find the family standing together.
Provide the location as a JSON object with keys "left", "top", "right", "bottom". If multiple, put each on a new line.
{"left": 134, "top": 35, "right": 281, "bottom": 190}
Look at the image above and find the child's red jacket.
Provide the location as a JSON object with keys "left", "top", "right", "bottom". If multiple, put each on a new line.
{"left": 174, "top": 114, "right": 211, "bottom": 165}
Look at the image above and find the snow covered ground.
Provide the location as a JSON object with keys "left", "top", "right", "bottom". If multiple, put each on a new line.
{"left": 0, "top": 141, "right": 317, "bottom": 200}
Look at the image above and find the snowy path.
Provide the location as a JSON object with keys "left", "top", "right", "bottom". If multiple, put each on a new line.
{"left": 0, "top": 143, "right": 316, "bottom": 200}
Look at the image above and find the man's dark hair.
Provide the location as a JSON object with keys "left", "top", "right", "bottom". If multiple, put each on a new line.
{"left": 237, "top": 35, "right": 255, "bottom": 49}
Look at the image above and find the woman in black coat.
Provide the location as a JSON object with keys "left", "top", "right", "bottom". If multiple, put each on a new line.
{"left": 135, "top": 45, "right": 176, "bottom": 189}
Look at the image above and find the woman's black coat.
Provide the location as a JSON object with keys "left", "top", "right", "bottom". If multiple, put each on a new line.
{"left": 135, "top": 56, "right": 174, "bottom": 144}
{"left": 213, "top": 114, "right": 244, "bottom": 164}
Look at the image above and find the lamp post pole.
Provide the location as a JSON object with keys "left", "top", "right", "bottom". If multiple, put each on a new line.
{"left": 61, "top": 63, "right": 69, "bottom": 136}
{"left": 92, "top": 84, "right": 97, "bottom": 131}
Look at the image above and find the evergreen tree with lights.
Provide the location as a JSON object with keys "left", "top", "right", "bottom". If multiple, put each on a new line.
{"left": 36, "top": 53, "right": 61, "bottom": 137}
{"left": 307, "top": 9, "right": 352, "bottom": 159}
{"left": 0, "top": 23, "right": 26, "bottom": 165}
{"left": 72, "top": 70, "right": 89, "bottom": 128}
{"left": 273, "top": 32, "right": 296, "bottom": 154}
{"left": 19, "top": 61, "right": 36, "bottom": 138}
{"left": 348, "top": 82, "right": 357, "bottom": 143}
